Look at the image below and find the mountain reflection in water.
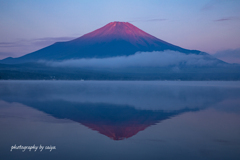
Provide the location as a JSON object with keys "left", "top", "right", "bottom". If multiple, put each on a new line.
{"left": 0, "top": 81, "right": 239, "bottom": 141}
{"left": 22, "top": 101, "right": 198, "bottom": 140}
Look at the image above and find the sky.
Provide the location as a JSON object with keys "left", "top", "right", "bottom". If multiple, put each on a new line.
{"left": 0, "top": 0, "right": 240, "bottom": 62}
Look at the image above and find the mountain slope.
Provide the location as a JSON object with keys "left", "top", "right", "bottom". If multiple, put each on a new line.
{"left": 1, "top": 22, "right": 202, "bottom": 64}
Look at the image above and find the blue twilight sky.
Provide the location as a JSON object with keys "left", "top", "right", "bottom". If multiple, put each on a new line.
{"left": 0, "top": 0, "right": 240, "bottom": 61}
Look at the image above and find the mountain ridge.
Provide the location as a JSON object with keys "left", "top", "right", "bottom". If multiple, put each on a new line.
{"left": 1, "top": 21, "right": 202, "bottom": 64}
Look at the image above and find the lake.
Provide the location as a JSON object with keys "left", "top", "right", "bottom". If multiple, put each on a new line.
{"left": 0, "top": 81, "right": 240, "bottom": 160}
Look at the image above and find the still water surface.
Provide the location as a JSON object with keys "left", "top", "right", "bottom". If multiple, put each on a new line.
{"left": 0, "top": 81, "right": 240, "bottom": 160}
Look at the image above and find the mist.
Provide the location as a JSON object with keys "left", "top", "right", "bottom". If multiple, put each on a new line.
{"left": 44, "top": 50, "right": 221, "bottom": 68}
{"left": 213, "top": 48, "right": 240, "bottom": 64}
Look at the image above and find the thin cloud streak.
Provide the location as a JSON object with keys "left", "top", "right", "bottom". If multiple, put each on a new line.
{"left": 128, "top": 18, "right": 167, "bottom": 23}
{"left": 0, "top": 36, "right": 76, "bottom": 48}
{"left": 0, "top": 36, "right": 77, "bottom": 59}
{"left": 201, "top": 0, "right": 225, "bottom": 11}
{"left": 33, "top": 36, "right": 76, "bottom": 42}
{"left": 32, "top": 36, "right": 76, "bottom": 46}
{"left": 201, "top": 1, "right": 216, "bottom": 11}
{"left": 214, "top": 17, "right": 239, "bottom": 22}
{"left": 0, "top": 42, "right": 17, "bottom": 47}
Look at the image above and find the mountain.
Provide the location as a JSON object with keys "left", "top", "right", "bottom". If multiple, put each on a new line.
{"left": 1, "top": 21, "right": 202, "bottom": 64}
{"left": 1, "top": 21, "right": 240, "bottom": 80}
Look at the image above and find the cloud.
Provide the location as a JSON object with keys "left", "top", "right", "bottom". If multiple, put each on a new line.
{"left": 144, "top": 18, "right": 167, "bottom": 22}
{"left": 0, "top": 42, "right": 16, "bottom": 47}
{"left": 201, "top": 0, "right": 225, "bottom": 11}
{"left": 32, "top": 37, "right": 76, "bottom": 46}
{"left": 0, "top": 36, "right": 76, "bottom": 59}
{"left": 44, "top": 51, "right": 220, "bottom": 68}
{"left": 215, "top": 18, "right": 232, "bottom": 22}
{"left": 0, "top": 36, "right": 76, "bottom": 48}
{"left": 213, "top": 48, "right": 240, "bottom": 64}
{"left": 214, "top": 17, "right": 239, "bottom": 22}
{"left": 128, "top": 18, "right": 167, "bottom": 23}
{"left": 201, "top": 0, "right": 218, "bottom": 11}
{"left": 34, "top": 37, "right": 76, "bottom": 42}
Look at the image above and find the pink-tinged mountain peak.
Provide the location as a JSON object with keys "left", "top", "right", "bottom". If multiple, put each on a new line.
{"left": 82, "top": 22, "right": 153, "bottom": 37}
{"left": 79, "top": 21, "right": 160, "bottom": 45}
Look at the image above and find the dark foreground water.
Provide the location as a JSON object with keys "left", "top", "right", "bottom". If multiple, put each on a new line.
{"left": 0, "top": 81, "right": 240, "bottom": 160}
